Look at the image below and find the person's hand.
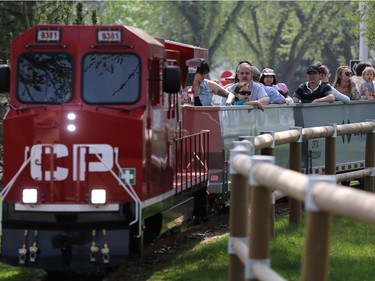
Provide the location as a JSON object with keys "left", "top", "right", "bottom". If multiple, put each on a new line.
{"left": 254, "top": 101, "right": 265, "bottom": 111}
{"left": 225, "top": 93, "right": 235, "bottom": 105}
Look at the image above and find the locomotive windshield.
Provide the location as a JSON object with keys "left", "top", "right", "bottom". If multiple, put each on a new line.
{"left": 17, "top": 52, "right": 73, "bottom": 104}
{"left": 82, "top": 53, "right": 141, "bottom": 104}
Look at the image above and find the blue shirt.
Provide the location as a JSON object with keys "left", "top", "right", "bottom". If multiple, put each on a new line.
{"left": 233, "top": 99, "right": 246, "bottom": 105}
{"left": 197, "top": 79, "right": 214, "bottom": 106}
{"left": 263, "top": 85, "right": 284, "bottom": 104}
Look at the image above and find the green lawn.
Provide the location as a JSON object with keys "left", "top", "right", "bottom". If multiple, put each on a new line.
{"left": 146, "top": 215, "right": 375, "bottom": 281}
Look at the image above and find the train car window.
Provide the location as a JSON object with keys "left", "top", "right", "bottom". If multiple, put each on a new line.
{"left": 82, "top": 53, "right": 141, "bottom": 104}
{"left": 17, "top": 52, "right": 73, "bottom": 104}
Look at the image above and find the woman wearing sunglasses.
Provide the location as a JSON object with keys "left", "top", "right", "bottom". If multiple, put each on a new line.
{"left": 332, "top": 66, "right": 361, "bottom": 100}
{"left": 232, "top": 82, "right": 264, "bottom": 111}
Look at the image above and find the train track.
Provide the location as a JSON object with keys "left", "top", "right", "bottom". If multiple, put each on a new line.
{"left": 31, "top": 213, "right": 229, "bottom": 281}
{"left": 33, "top": 203, "right": 289, "bottom": 281}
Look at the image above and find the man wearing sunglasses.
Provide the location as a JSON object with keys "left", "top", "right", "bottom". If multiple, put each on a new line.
{"left": 293, "top": 65, "right": 335, "bottom": 103}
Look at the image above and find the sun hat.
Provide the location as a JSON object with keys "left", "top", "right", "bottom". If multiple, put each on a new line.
{"left": 261, "top": 68, "right": 276, "bottom": 76}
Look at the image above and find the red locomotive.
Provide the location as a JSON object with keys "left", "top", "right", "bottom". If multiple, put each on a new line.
{"left": 0, "top": 25, "right": 209, "bottom": 270}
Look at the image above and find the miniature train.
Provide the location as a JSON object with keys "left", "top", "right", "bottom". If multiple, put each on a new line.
{"left": 0, "top": 24, "right": 209, "bottom": 271}
{"left": 0, "top": 24, "right": 374, "bottom": 272}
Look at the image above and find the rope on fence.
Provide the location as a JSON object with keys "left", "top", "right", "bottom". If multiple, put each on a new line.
{"left": 252, "top": 121, "right": 375, "bottom": 150}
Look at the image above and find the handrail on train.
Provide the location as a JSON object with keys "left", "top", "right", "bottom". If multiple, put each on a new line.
{"left": 227, "top": 120, "right": 375, "bottom": 281}
{"left": 173, "top": 130, "right": 210, "bottom": 192}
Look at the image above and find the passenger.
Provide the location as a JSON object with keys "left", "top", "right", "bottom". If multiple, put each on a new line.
{"left": 332, "top": 66, "right": 360, "bottom": 100}
{"left": 259, "top": 68, "right": 277, "bottom": 86}
{"left": 232, "top": 82, "right": 264, "bottom": 111}
{"left": 352, "top": 61, "right": 372, "bottom": 89}
{"left": 293, "top": 65, "right": 335, "bottom": 103}
{"left": 234, "top": 60, "right": 253, "bottom": 83}
{"left": 359, "top": 66, "right": 375, "bottom": 100}
{"left": 315, "top": 63, "right": 350, "bottom": 104}
{"left": 276, "top": 83, "right": 294, "bottom": 104}
{"left": 259, "top": 67, "right": 287, "bottom": 104}
{"left": 192, "top": 60, "right": 234, "bottom": 106}
{"left": 250, "top": 65, "right": 261, "bottom": 83}
{"left": 220, "top": 61, "right": 270, "bottom": 105}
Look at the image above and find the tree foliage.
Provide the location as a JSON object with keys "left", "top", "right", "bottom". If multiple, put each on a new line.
{"left": 0, "top": 0, "right": 97, "bottom": 62}
{"left": 0, "top": 0, "right": 371, "bottom": 91}
{"left": 97, "top": 1, "right": 364, "bottom": 90}
{"left": 353, "top": 1, "right": 375, "bottom": 46}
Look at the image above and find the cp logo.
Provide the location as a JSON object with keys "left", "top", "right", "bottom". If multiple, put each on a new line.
{"left": 29, "top": 144, "right": 114, "bottom": 181}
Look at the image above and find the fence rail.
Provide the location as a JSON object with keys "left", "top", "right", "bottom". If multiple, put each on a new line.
{"left": 228, "top": 121, "right": 375, "bottom": 281}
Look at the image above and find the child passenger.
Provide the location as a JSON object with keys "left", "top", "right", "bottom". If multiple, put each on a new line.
{"left": 276, "top": 83, "right": 294, "bottom": 104}
{"left": 232, "top": 82, "right": 264, "bottom": 111}
{"left": 360, "top": 66, "right": 375, "bottom": 100}
{"left": 259, "top": 68, "right": 287, "bottom": 104}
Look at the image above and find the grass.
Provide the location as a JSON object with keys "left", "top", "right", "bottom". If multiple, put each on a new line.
{"left": 146, "top": 215, "right": 375, "bottom": 281}
{"left": 1, "top": 215, "right": 375, "bottom": 280}
{"left": 148, "top": 235, "right": 229, "bottom": 281}
{"left": 0, "top": 263, "right": 38, "bottom": 281}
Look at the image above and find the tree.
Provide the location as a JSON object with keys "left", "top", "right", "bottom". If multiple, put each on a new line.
{"left": 353, "top": 1, "right": 375, "bottom": 46}
{"left": 98, "top": 1, "right": 363, "bottom": 90}
{"left": 0, "top": 1, "right": 98, "bottom": 62}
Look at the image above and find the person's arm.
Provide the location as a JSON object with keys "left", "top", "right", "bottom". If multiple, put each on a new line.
{"left": 208, "top": 80, "right": 235, "bottom": 104}
{"left": 312, "top": 93, "right": 335, "bottom": 103}
{"left": 258, "top": 96, "right": 270, "bottom": 105}
{"left": 244, "top": 100, "right": 264, "bottom": 111}
{"left": 332, "top": 87, "right": 350, "bottom": 104}
{"left": 293, "top": 97, "right": 300, "bottom": 103}
{"left": 252, "top": 83, "right": 270, "bottom": 105}
{"left": 351, "top": 81, "right": 361, "bottom": 100}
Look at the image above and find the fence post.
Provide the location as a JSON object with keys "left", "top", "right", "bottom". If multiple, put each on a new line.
{"left": 228, "top": 142, "right": 252, "bottom": 281}
{"left": 239, "top": 136, "right": 256, "bottom": 222}
{"left": 325, "top": 123, "right": 337, "bottom": 175}
{"left": 260, "top": 131, "right": 276, "bottom": 237}
{"left": 364, "top": 122, "right": 375, "bottom": 192}
{"left": 247, "top": 155, "right": 275, "bottom": 281}
{"left": 289, "top": 127, "right": 302, "bottom": 225}
{"left": 301, "top": 175, "right": 336, "bottom": 281}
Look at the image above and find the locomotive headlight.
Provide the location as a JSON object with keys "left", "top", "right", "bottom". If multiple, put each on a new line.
{"left": 67, "top": 112, "right": 76, "bottom": 120}
{"left": 22, "top": 188, "right": 38, "bottom": 204}
{"left": 91, "top": 189, "right": 106, "bottom": 204}
{"left": 67, "top": 124, "right": 76, "bottom": 132}
{"left": 67, "top": 112, "right": 76, "bottom": 132}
